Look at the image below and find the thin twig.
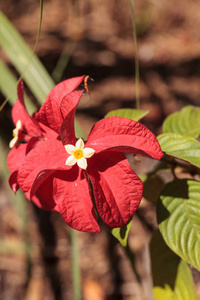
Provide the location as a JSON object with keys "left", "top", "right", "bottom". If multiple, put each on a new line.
{"left": 129, "top": 0, "right": 140, "bottom": 109}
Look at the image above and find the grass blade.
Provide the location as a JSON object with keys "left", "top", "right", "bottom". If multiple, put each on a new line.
{"left": 129, "top": 0, "right": 140, "bottom": 109}
{"left": 0, "top": 59, "right": 36, "bottom": 114}
{"left": 0, "top": 11, "right": 54, "bottom": 105}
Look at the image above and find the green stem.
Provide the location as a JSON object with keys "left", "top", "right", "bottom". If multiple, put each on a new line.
{"left": 51, "top": 41, "right": 74, "bottom": 83}
{"left": 70, "top": 228, "right": 81, "bottom": 300}
{"left": 129, "top": 0, "right": 140, "bottom": 109}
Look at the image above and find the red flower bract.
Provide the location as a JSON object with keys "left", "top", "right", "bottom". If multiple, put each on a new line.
{"left": 9, "top": 77, "right": 163, "bottom": 233}
{"left": 7, "top": 80, "right": 46, "bottom": 194}
{"left": 7, "top": 76, "right": 84, "bottom": 210}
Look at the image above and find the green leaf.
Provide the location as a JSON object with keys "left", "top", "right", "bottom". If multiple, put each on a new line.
{"left": 111, "top": 219, "right": 132, "bottom": 246}
{"left": 163, "top": 105, "right": 200, "bottom": 138}
{"left": 0, "top": 59, "right": 36, "bottom": 114}
{"left": 158, "top": 133, "right": 200, "bottom": 168}
{"left": 138, "top": 174, "right": 147, "bottom": 182}
{"left": 0, "top": 11, "right": 54, "bottom": 105}
{"left": 157, "top": 179, "right": 200, "bottom": 271}
{"left": 150, "top": 229, "right": 198, "bottom": 300}
{"left": 104, "top": 108, "right": 149, "bottom": 121}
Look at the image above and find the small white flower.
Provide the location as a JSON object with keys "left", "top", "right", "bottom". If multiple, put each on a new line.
{"left": 9, "top": 120, "right": 22, "bottom": 148}
{"left": 64, "top": 138, "right": 95, "bottom": 170}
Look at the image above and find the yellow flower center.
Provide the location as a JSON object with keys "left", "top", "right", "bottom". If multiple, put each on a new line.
{"left": 64, "top": 138, "right": 95, "bottom": 170}
{"left": 9, "top": 120, "right": 22, "bottom": 148}
{"left": 13, "top": 127, "right": 19, "bottom": 138}
{"left": 74, "top": 149, "right": 83, "bottom": 159}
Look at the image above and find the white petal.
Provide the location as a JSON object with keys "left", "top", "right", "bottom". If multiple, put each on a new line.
{"left": 83, "top": 147, "right": 95, "bottom": 158}
{"left": 77, "top": 157, "right": 87, "bottom": 169}
{"left": 9, "top": 137, "right": 18, "bottom": 148}
{"left": 64, "top": 144, "right": 76, "bottom": 154}
{"left": 76, "top": 138, "right": 84, "bottom": 150}
{"left": 16, "top": 120, "right": 22, "bottom": 129}
{"left": 65, "top": 155, "right": 77, "bottom": 166}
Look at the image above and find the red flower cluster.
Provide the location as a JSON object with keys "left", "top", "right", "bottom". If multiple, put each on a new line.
{"left": 8, "top": 76, "right": 163, "bottom": 233}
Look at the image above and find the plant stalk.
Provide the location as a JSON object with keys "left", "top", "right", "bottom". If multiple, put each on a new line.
{"left": 129, "top": 0, "right": 140, "bottom": 109}
{"left": 70, "top": 228, "right": 81, "bottom": 300}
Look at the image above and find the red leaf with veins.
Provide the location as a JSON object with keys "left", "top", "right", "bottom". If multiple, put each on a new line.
{"left": 17, "top": 139, "right": 68, "bottom": 195}
{"left": 45, "top": 76, "right": 84, "bottom": 105}
{"left": 53, "top": 168, "right": 100, "bottom": 232}
{"left": 12, "top": 80, "right": 43, "bottom": 135}
{"left": 88, "top": 152, "right": 143, "bottom": 228}
{"left": 34, "top": 96, "right": 62, "bottom": 134}
{"left": 86, "top": 117, "right": 163, "bottom": 159}
{"left": 8, "top": 76, "right": 164, "bottom": 233}
{"left": 60, "top": 92, "right": 84, "bottom": 145}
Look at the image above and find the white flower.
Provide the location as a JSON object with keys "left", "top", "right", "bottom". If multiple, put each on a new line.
{"left": 9, "top": 120, "right": 22, "bottom": 148}
{"left": 64, "top": 138, "right": 95, "bottom": 170}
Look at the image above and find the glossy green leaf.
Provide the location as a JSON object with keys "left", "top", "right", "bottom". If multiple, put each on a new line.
{"left": 150, "top": 230, "right": 198, "bottom": 300}
{"left": 0, "top": 59, "right": 36, "bottom": 114}
{"left": 0, "top": 11, "right": 54, "bottom": 105}
{"left": 157, "top": 179, "right": 200, "bottom": 271}
{"left": 158, "top": 133, "right": 200, "bottom": 168}
{"left": 105, "top": 108, "right": 149, "bottom": 121}
{"left": 163, "top": 105, "right": 200, "bottom": 138}
{"left": 111, "top": 219, "right": 132, "bottom": 246}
